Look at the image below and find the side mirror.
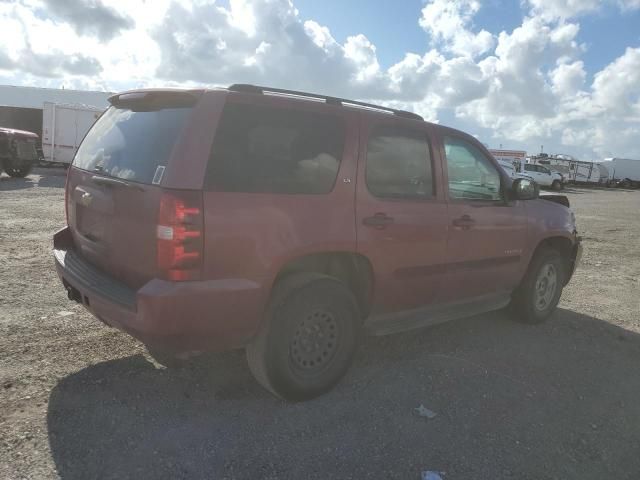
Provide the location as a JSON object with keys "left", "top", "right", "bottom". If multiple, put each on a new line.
{"left": 511, "top": 177, "right": 539, "bottom": 200}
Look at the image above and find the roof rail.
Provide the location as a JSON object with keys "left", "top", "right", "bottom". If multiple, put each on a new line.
{"left": 228, "top": 84, "right": 423, "bottom": 121}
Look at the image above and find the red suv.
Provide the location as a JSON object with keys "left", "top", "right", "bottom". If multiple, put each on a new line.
{"left": 54, "top": 84, "right": 582, "bottom": 401}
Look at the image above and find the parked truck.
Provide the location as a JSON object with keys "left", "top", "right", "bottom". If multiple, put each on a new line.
{"left": 0, "top": 126, "right": 39, "bottom": 177}
{"left": 601, "top": 158, "right": 640, "bottom": 188}
{"left": 41, "top": 102, "right": 104, "bottom": 165}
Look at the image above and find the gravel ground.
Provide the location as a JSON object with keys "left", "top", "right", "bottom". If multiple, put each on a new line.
{"left": 1, "top": 168, "right": 639, "bottom": 480}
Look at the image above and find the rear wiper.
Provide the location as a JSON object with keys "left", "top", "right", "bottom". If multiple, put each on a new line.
{"left": 90, "top": 175, "right": 144, "bottom": 191}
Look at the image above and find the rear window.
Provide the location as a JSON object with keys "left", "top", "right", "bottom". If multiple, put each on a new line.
{"left": 73, "top": 106, "right": 191, "bottom": 184}
{"left": 205, "top": 102, "right": 345, "bottom": 194}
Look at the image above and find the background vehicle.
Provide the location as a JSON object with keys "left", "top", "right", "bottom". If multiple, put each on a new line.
{"left": 42, "top": 102, "right": 104, "bottom": 165}
{"left": 497, "top": 159, "right": 533, "bottom": 182}
{"left": 54, "top": 85, "right": 581, "bottom": 401}
{"left": 522, "top": 163, "right": 564, "bottom": 190}
{"left": 601, "top": 157, "right": 640, "bottom": 188}
{"left": 533, "top": 154, "right": 608, "bottom": 185}
{"left": 0, "top": 126, "right": 39, "bottom": 177}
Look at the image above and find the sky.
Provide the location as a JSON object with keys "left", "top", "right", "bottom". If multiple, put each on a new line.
{"left": 0, "top": 0, "right": 639, "bottom": 160}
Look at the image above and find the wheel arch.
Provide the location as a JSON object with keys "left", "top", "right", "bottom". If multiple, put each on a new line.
{"left": 529, "top": 235, "right": 574, "bottom": 283}
{"left": 269, "top": 251, "right": 374, "bottom": 319}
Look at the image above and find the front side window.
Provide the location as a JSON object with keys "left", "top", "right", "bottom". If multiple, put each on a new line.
{"left": 444, "top": 136, "right": 502, "bottom": 201}
{"left": 365, "top": 125, "right": 433, "bottom": 198}
{"left": 206, "top": 103, "right": 345, "bottom": 194}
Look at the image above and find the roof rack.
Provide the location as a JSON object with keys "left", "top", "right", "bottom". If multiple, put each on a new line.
{"left": 227, "top": 84, "right": 423, "bottom": 121}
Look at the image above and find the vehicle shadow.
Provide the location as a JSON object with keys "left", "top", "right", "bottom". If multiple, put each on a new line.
{"left": 0, "top": 168, "right": 66, "bottom": 190}
{"left": 36, "top": 173, "right": 66, "bottom": 188}
{"left": 47, "top": 308, "right": 640, "bottom": 479}
{"left": 0, "top": 175, "right": 35, "bottom": 191}
{"left": 562, "top": 185, "right": 637, "bottom": 194}
{"left": 556, "top": 187, "right": 586, "bottom": 194}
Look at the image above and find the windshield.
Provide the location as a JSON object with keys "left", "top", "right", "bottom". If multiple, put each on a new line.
{"left": 73, "top": 106, "right": 191, "bottom": 184}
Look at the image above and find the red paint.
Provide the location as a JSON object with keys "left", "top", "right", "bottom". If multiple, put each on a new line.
{"left": 54, "top": 86, "right": 581, "bottom": 354}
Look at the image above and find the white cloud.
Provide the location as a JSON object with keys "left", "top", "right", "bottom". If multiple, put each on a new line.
{"left": 550, "top": 60, "right": 586, "bottom": 96}
{"left": 591, "top": 47, "right": 640, "bottom": 115}
{"left": 419, "top": 0, "right": 494, "bottom": 57}
{"left": 528, "top": 0, "right": 640, "bottom": 19}
{"left": 0, "top": 0, "right": 638, "bottom": 159}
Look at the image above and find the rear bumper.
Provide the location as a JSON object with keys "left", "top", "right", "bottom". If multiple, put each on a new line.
{"left": 53, "top": 227, "right": 265, "bottom": 353}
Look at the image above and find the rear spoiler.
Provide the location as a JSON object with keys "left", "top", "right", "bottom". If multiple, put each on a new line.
{"left": 108, "top": 89, "right": 203, "bottom": 111}
{"left": 540, "top": 194, "right": 570, "bottom": 208}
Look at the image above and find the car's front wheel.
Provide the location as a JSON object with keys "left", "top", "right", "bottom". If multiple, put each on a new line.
{"left": 551, "top": 180, "right": 562, "bottom": 191}
{"left": 246, "top": 273, "right": 360, "bottom": 401}
{"left": 510, "top": 247, "right": 565, "bottom": 324}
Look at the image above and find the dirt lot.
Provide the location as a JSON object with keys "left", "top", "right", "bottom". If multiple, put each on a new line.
{"left": 1, "top": 168, "right": 639, "bottom": 479}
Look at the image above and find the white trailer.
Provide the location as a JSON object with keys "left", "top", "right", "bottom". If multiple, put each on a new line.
{"left": 42, "top": 102, "right": 104, "bottom": 164}
{"left": 601, "top": 158, "right": 640, "bottom": 187}
{"left": 532, "top": 154, "right": 608, "bottom": 185}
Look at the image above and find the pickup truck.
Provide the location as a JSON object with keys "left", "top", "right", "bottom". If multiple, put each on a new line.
{"left": 0, "top": 127, "right": 39, "bottom": 178}
{"left": 523, "top": 163, "right": 564, "bottom": 190}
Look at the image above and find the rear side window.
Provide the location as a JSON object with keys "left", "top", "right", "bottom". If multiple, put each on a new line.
{"left": 365, "top": 125, "right": 433, "bottom": 198}
{"left": 206, "top": 103, "right": 345, "bottom": 194}
{"left": 73, "top": 106, "right": 191, "bottom": 184}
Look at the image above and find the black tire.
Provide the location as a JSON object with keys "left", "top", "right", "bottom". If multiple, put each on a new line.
{"left": 510, "top": 248, "right": 566, "bottom": 324}
{"left": 246, "top": 273, "right": 360, "bottom": 402}
{"left": 2, "top": 159, "right": 32, "bottom": 178}
{"left": 551, "top": 180, "right": 562, "bottom": 191}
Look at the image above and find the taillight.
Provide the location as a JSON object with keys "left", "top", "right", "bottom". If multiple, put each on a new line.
{"left": 156, "top": 191, "right": 204, "bottom": 281}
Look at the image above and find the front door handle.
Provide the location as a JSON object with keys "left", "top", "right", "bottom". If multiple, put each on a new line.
{"left": 363, "top": 213, "right": 394, "bottom": 228}
{"left": 452, "top": 214, "right": 475, "bottom": 229}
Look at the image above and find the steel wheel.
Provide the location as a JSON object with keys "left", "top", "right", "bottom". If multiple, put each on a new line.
{"left": 509, "top": 247, "right": 565, "bottom": 324}
{"left": 534, "top": 263, "right": 558, "bottom": 311}
{"left": 290, "top": 309, "right": 340, "bottom": 374}
{"left": 246, "top": 273, "right": 360, "bottom": 401}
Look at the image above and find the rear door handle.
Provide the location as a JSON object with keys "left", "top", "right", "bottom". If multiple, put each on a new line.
{"left": 452, "top": 214, "right": 475, "bottom": 229}
{"left": 363, "top": 213, "right": 394, "bottom": 228}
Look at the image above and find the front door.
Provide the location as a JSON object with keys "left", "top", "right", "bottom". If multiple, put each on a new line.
{"left": 356, "top": 117, "right": 449, "bottom": 314}
{"left": 524, "top": 164, "right": 551, "bottom": 186}
{"left": 438, "top": 133, "right": 527, "bottom": 303}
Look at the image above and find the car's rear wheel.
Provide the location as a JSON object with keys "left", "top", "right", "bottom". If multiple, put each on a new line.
{"left": 246, "top": 273, "right": 360, "bottom": 401}
{"left": 510, "top": 248, "right": 565, "bottom": 324}
{"left": 552, "top": 180, "right": 562, "bottom": 191}
{"left": 2, "top": 159, "right": 32, "bottom": 178}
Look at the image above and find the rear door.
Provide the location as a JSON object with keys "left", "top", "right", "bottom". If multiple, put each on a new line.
{"left": 201, "top": 94, "right": 358, "bottom": 286}
{"left": 66, "top": 91, "right": 201, "bottom": 289}
{"left": 438, "top": 132, "right": 527, "bottom": 302}
{"left": 356, "top": 116, "right": 448, "bottom": 314}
